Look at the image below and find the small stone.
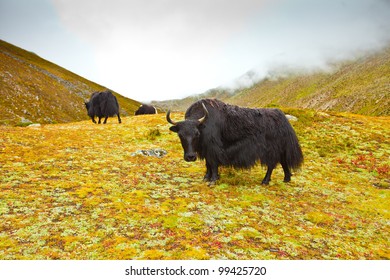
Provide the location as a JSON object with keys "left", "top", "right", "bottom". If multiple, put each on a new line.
{"left": 28, "top": 123, "right": 41, "bottom": 127}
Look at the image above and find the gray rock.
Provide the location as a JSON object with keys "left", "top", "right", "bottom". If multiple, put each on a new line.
{"left": 20, "top": 117, "right": 32, "bottom": 124}
{"left": 131, "top": 149, "right": 167, "bottom": 158}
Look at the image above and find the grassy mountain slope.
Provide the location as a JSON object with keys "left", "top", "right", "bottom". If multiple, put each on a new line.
{"left": 0, "top": 112, "right": 388, "bottom": 259}
{"left": 155, "top": 47, "right": 390, "bottom": 115}
{"left": 0, "top": 40, "right": 140, "bottom": 125}
{"left": 230, "top": 48, "right": 390, "bottom": 115}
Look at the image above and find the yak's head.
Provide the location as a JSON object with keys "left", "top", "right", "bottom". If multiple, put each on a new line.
{"left": 84, "top": 101, "right": 91, "bottom": 111}
{"left": 167, "top": 103, "right": 208, "bottom": 162}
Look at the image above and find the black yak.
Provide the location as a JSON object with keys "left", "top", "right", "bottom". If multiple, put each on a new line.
{"left": 85, "top": 90, "right": 121, "bottom": 124}
{"left": 135, "top": 104, "right": 158, "bottom": 115}
{"left": 167, "top": 99, "right": 303, "bottom": 185}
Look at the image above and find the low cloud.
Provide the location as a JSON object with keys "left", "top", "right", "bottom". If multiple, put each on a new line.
{"left": 225, "top": 0, "right": 390, "bottom": 91}
{"left": 50, "top": 0, "right": 390, "bottom": 101}
{"left": 51, "top": 0, "right": 267, "bottom": 101}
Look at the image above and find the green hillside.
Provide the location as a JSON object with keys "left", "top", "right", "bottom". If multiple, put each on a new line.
{"left": 0, "top": 40, "right": 140, "bottom": 126}
{"left": 0, "top": 112, "right": 389, "bottom": 259}
{"left": 155, "top": 47, "right": 390, "bottom": 115}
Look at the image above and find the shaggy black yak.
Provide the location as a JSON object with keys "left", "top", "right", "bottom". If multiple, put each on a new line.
{"left": 85, "top": 90, "right": 121, "bottom": 124}
{"left": 167, "top": 99, "right": 303, "bottom": 185}
{"left": 135, "top": 104, "right": 158, "bottom": 115}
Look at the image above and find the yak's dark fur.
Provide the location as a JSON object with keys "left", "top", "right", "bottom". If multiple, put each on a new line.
{"left": 135, "top": 104, "right": 158, "bottom": 115}
{"left": 85, "top": 90, "right": 121, "bottom": 124}
{"left": 168, "top": 99, "right": 303, "bottom": 185}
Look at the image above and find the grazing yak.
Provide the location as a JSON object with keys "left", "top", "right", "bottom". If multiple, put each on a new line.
{"left": 135, "top": 104, "right": 158, "bottom": 115}
{"left": 167, "top": 99, "right": 303, "bottom": 185}
{"left": 85, "top": 90, "right": 121, "bottom": 124}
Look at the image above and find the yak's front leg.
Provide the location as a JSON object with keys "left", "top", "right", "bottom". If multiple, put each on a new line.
{"left": 203, "top": 162, "right": 212, "bottom": 182}
{"left": 204, "top": 161, "right": 219, "bottom": 185}
{"left": 91, "top": 116, "right": 97, "bottom": 124}
{"left": 103, "top": 116, "right": 109, "bottom": 124}
{"left": 261, "top": 164, "right": 276, "bottom": 185}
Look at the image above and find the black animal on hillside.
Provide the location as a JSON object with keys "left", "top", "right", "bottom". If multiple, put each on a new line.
{"left": 85, "top": 90, "right": 121, "bottom": 124}
{"left": 167, "top": 99, "right": 303, "bottom": 185}
{"left": 135, "top": 104, "right": 158, "bottom": 115}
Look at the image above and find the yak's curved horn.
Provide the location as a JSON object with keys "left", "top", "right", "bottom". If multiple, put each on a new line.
{"left": 198, "top": 103, "right": 209, "bottom": 124}
{"left": 166, "top": 110, "right": 177, "bottom": 125}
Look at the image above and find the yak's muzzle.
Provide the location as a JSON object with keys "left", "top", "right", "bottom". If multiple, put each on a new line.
{"left": 184, "top": 153, "right": 197, "bottom": 162}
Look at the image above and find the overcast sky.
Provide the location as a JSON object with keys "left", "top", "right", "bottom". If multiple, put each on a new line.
{"left": 1, "top": 0, "right": 390, "bottom": 102}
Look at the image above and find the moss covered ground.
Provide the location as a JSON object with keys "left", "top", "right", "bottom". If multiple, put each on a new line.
{"left": 0, "top": 111, "right": 389, "bottom": 259}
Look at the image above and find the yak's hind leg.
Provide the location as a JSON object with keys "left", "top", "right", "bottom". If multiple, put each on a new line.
{"left": 98, "top": 117, "right": 102, "bottom": 124}
{"left": 281, "top": 159, "right": 292, "bottom": 183}
{"left": 261, "top": 164, "right": 276, "bottom": 185}
{"left": 117, "top": 113, "right": 122, "bottom": 123}
{"left": 103, "top": 116, "right": 108, "bottom": 124}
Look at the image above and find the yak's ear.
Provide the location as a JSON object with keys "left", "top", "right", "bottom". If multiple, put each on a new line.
{"left": 169, "top": 126, "right": 179, "bottom": 133}
{"left": 197, "top": 122, "right": 206, "bottom": 129}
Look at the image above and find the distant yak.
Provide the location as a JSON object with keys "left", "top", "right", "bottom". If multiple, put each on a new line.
{"left": 85, "top": 90, "right": 121, "bottom": 124}
{"left": 167, "top": 99, "right": 303, "bottom": 185}
{"left": 135, "top": 104, "right": 158, "bottom": 115}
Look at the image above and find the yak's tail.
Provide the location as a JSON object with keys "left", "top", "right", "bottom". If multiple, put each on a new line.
{"left": 284, "top": 121, "right": 304, "bottom": 170}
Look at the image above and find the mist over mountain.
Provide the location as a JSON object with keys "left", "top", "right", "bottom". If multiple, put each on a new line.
{"left": 154, "top": 45, "right": 390, "bottom": 116}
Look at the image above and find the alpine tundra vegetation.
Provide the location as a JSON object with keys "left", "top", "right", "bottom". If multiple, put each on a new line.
{"left": 0, "top": 111, "right": 389, "bottom": 260}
